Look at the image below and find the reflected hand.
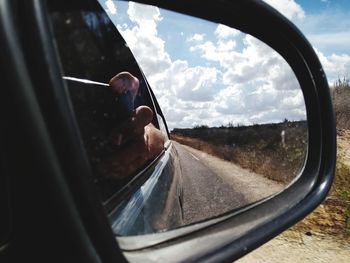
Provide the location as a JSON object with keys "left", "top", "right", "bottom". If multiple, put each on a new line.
{"left": 99, "top": 72, "right": 165, "bottom": 179}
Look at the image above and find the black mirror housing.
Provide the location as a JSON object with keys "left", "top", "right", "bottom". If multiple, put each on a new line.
{"left": 120, "top": 0, "right": 336, "bottom": 261}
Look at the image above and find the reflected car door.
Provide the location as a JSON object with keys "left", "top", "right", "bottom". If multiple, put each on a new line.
{"left": 49, "top": 1, "right": 183, "bottom": 235}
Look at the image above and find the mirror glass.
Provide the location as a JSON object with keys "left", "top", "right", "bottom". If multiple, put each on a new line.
{"left": 89, "top": 0, "right": 307, "bottom": 235}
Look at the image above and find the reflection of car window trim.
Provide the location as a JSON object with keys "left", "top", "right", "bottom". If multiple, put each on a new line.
{"left": 164, "top": 140, "right": 171, "bottom": 149}
{"left": 143, "top": 74, "right": 171, "bottom": 138}
{"left": 62, "top": 76, "right": 109, "bottom": 87}
{"left": 117, "top": 193, "right": 272, "bottom": 250}
{"left": 102, "top": 147, "right": 168, "bottom": 212}
{"left": 139, "top": 70, "right": 162, "bottom": 130}
{"left": 110, "top": 144, "right": 173, "bottom": 235}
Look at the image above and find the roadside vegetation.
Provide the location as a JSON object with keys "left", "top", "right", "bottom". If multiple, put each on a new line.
{"left": 329, "top": 77, "right": 350, "bottom": 236}
{"left": 290, "top": 129, "right": 350, "bottom": 240}
{"left": 172, "top": 120, "right": 307, "bottom": 184}
{"left": 172, "top": 77, "right": 350, "bottom": 238}
{"left": 276, "top": 77, "right": 350, "bottom": 240}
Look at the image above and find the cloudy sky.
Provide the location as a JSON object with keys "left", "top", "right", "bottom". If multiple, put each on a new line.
{"left": 99, "top": 0, "right": 350, "bottom": 130}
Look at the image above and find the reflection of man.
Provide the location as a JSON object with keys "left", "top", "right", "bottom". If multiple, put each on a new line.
{"left": 98, "top": 72, "right": 165, "bottom": 179}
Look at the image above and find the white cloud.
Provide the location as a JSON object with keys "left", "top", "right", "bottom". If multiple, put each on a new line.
{"left": 217, "top": 40, "right": 236, "bottom": 52}
{"left": 173, "top": 65, "right": 218, "bottom": 102}
{"left": 263, "top": 0, "right": 305, "bottom": 21}
{"left": 249, "top": 108, "right": 305, "bottom": 124}
{"left": 316, "top": 49, "right": 350, "bottom": 84}
{"left": 215, "top": 24, "right": 240, "bottom": 39}
{"left": 116, "top": 2, "right": 306, "bottom": 129}
{"left": 279, "top": 90, "right": 305, "bottom": 110}
{"left": 187, "top": 28, "right": 305, "bottom": 127}
{"left": 214, "top": 85, "right": 245, "bottom": 115}
{"left": 308, "top": 31, "right": 350, "bottom": 53}
{"left": 117, "top": 3, "right": 171, "bottom": 77}
{"left": 190, "top": 39, "right": 239, "bottom": 69}
{"left": 104, "top": 0, "right": 117, "bottom": 15}
{"left": 150, "top": 60, "right": 218, "bottom": 102}
{"left": 264, "top": 0, "right": 350, "bottom": 87}
{"left": 292, "top": 9, "right": 350, "bottom": 57}
{"left": 127, "top": 2, "right": 162, "bottom": 28}
{"left": 187, "top": 33, "right": 205, "bottom": 42}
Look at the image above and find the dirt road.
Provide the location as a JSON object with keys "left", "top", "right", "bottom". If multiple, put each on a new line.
{"left": 174, "top": 142, "right": 284, "bottom": 224}
{"left": 237, "top": 230, "right": 350, "bottom": 263}
{"left": 338, "top": 129, "right": 350, "bottom": 167}
{"left": 176, "top": 140, "right": 350, "bottom": 262}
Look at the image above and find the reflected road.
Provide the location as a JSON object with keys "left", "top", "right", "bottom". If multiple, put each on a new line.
{"left": 174, "top": 142, "right": 284, "bottom": 225}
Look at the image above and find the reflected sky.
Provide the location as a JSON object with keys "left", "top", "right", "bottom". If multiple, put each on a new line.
{"left": 99, "top": 1, "right": 309, "bottom": 129}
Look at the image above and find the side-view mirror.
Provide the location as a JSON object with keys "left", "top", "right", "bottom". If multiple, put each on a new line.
{"left": 114, "top": 1, "right": 336, "bottom": 261}
{"left": 0, "top": 0, "right": 335, "bottom": 262}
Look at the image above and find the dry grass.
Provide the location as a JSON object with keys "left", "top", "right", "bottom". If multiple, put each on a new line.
{"left": 331, "top": 77, "right": 350, "bottom": 130}
{"left": 172, "top": 123, "right": 350, "bottom": 237}
{"left": 278, "top": 129, "right": 350, "bottom": 240}
{"left": 171, "top": 121, "right": 307, "bottom": 184}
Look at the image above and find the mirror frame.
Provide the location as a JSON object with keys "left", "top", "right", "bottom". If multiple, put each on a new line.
{"left": 117, "top": 0, "right": 336, "bottom": 261}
